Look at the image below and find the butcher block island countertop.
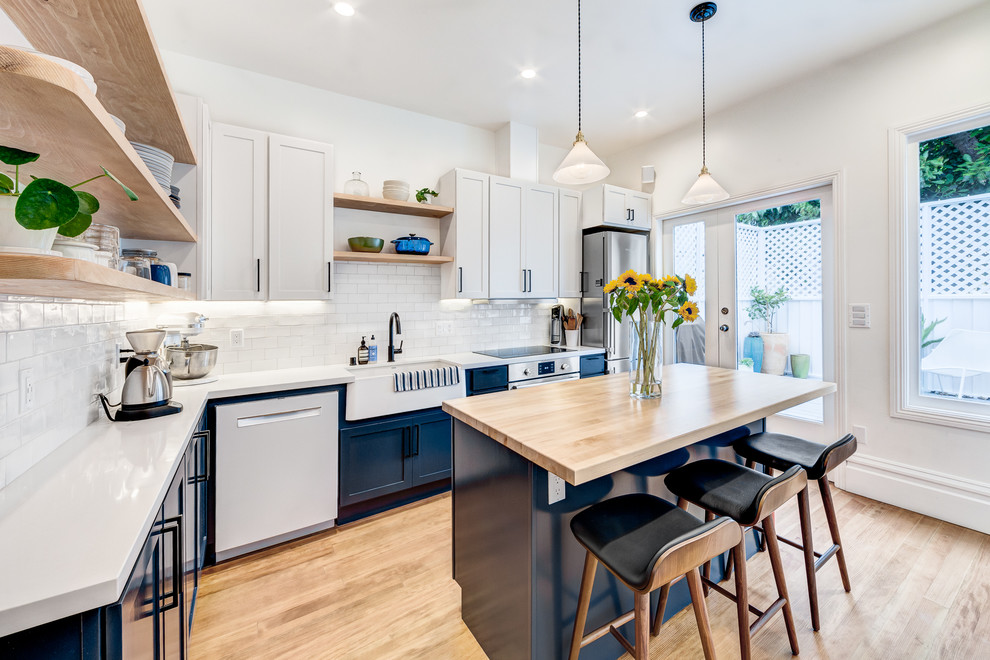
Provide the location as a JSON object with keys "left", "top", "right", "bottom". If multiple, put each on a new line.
{"left": 442, "top": 364, "right": 836, "bottom": 485}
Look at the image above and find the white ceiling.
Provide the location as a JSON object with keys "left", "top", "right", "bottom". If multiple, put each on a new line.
{"left": 8, "top": 1, "right": 988, "bottom": 155}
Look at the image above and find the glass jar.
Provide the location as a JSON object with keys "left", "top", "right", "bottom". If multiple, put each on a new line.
{"left": 120, "top": 256, "right": 152, "bottom": 279}
{"left": 177, "top": 272, "right": 192, "bottom": 291}
{"left": 343, "top": 171, "right": 370, "bottom": 197}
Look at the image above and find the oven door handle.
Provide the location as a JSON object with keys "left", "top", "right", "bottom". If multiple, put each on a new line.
{"left": 509, "top": 374, "right": 581, "bottom": 389}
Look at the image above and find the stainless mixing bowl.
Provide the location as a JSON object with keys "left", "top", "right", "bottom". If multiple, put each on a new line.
{"left": 166, "top": 343, "right": 218, "bottom": 380}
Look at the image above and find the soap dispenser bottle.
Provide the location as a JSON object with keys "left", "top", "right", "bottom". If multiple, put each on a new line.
{"left": 358, "top": 336, "right": 370, "bottom": 365}
{"left": 368, "top": 334, "right": 378, "bottom": 363}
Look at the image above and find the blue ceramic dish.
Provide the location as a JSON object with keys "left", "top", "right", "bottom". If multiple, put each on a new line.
{"left": 391, "top": 233, "right": 434, "bottom": 255}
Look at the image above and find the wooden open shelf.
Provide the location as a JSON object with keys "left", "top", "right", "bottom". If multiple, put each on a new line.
{"left": 334, "top": 193, "right": 454, "bottom": 218}
{"left": 333, "top": 251, "right": 453, "bottom": 265}
{"left": 0, "top": 254, "right": 195, "bottom": 302}
{"left": 0, "top": 47, "right": 197, "bottom": 242}
{"left": 0, "top": 0, "right": 197, "bottom": 164}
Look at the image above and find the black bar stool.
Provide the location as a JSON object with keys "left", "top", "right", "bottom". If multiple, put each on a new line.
{"left": 664, "top": 460, "right": 808, "bottom": 658}
{"left": 568, "top": 493, "right": 741, "bottom": 660}
{"left": 732, "top": 432, "right": 857, "bottom": 631}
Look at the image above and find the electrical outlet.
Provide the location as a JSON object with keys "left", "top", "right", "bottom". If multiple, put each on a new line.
{"left": 20, "top": 368, "right": 35, "bottom": 412}
{"left": 230, "top": 329, "right": 245, "bottom": 348}
{"left": 852, "top": 425, "right": 867, "bottom": 446}
{"left": 436, "top": 321, "right": 453, "bottom": 336}
{"left": 548, "top": 473, "right": 566, "bottom": 505}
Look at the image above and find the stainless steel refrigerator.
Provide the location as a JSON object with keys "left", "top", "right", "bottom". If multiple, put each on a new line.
{"left": 582, "top": 230, "right": 649, "bottom": 373}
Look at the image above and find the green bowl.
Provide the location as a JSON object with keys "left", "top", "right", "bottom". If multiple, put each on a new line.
{"left": 348, "top": 237, "right": 384, "bottom": 253}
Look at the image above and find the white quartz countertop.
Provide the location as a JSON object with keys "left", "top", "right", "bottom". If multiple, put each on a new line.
{"left": 0, "top": 346, "right": 604, "bottom": 636}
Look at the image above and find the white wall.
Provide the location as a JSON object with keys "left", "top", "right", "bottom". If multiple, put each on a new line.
{"left": 604, "top": 4, "right": 990, "bottom": 526}
{"left": 162, "top": 50, "right": 497, "bottom": 194}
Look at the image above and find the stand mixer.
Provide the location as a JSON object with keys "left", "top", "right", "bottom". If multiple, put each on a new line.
{"left": 156, "top": 313, "right": 219, "bottom": 384}
{"left": 100, "top": 329, "right": 183, "bottom": 422}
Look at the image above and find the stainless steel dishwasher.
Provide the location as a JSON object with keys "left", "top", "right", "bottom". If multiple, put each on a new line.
{"left": 214, "top": 390, "right": 339, "bottom": 561}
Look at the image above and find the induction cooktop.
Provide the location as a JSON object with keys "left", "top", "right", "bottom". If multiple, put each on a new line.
{"left": 474, "top": 346, "right": 574, "bottom": 359}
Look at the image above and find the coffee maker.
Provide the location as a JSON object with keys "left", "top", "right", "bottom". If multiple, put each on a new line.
{"left": 100, "top": 329, "right": 183, "bottom": 422}
{"left": 550, "top": 305, "right": 564, "bottom": 345}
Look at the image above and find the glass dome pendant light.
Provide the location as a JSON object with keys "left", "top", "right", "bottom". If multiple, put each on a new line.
{"left": 553, "top": 0, "right": 610, "bottom": 185}
{"left": 682, "top": 2, "right": 729, "bottom": 205}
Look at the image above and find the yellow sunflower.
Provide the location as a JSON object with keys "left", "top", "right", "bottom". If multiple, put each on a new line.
{"left": 684, "top": 274, "right": 697, "bottom": 295}
{"left": 618, "top": 270, "right": 640, "bottom": 288}
{"left": 660, "top": 275, "right": 680, "bottom": 289}
{"left": 603, "top": 279, "right": 618, "bottom": 294}
{"left": 636, "top": 273, "right": 653, "bottom": 287}
{"left": 678, "top": 301, "right": 700, "bottom": 322}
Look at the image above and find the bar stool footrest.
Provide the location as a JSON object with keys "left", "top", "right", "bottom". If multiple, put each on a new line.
{"left": 579, "top": 609, "right": 636, "bottom": 649}
{"left": 608, "top": 625, "right": 637, "bottom": 657}
{"left": 749, "top": 598, "right": 786, "bottom": 637}
{"left": 701, "top": 576, "right": 763, "bottom": 618}
{"left": 814, "top": 544, "right": 840, "bottom": 571}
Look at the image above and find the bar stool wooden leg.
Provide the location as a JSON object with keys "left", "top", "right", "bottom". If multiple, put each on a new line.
{"left": 701, "top": 510, "right": 715, "bottom": 595}
{"left": 634, "top": 591, "right": 650, "bottom": 660}
{"left": 569, "top": 551, "right": 598, "bottom": 660}
{"left": 763, "top": 514, "right": 799, "bottom": 655}
{"left": 686, "top": 567, "right": 717, "bottom": 660}
{"left": 651, "top": 583, "right": 671, "bottom": 636}
{"left": 732, "top": 540, "right": 751, "bottom": 660}
{"left": 797, "top": 485, "right": 821, "bottom": 631}
{"left": 819, "top": 477, "right": 852, "bottom": 592}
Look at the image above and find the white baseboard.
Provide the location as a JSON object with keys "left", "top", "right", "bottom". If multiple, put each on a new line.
{"left": 843, "top": 454, "right": 990, "bottom": 534}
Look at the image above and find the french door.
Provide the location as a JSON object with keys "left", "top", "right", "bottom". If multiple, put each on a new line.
{"left": 661, "top": 186, "right": 837, "bottom": 442}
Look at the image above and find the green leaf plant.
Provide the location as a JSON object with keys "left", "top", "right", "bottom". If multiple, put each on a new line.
{"left": 746, "top": 286, "right": 790, "bottom": 334}
{"left": 0, "top": 145, "right": 137, "bottom": 238}
{"left": 415, "top": 187, "right": 438, "bottom": 203}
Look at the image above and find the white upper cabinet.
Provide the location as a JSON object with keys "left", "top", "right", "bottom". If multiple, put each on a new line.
{"left": 558, "top": 189, "right": 583, "bottom": 298}
{"left": 210, "top": 123, "right": 268, "bottom": 300}
{"left": 210, "top": 123, "right": 333, "bottom": 301}
{"left": 268, "top": 135, "right": 334, "bottom": 300}
{"left": 488, "top": 176, "right": 525, "bottom": 298}
{"left": 522, "top": 183, "right": 558, "bottom": 299}
{"left": 584, "top": 184, "right": 652, "bottom": 231}
{"left": 438, "top": 169, "right": 489, "bottom": 299}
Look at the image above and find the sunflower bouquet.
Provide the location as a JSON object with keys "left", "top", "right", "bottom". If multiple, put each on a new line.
{"left": 604, "top": 270, "right": 699, "bottom": 398}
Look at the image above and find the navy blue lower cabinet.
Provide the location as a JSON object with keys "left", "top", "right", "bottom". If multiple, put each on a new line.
{"left": 411, "top": 416, "right": 454, "bottom": 485}
{"left": 466, "top": 365, "right": 508, "bottom": 395}
{"left": 579, "top": 353, "right": 606, "bottom": 378}
{"left": 338, "top": 409, "right": 453, "bottom": 521}
{"left": 339, "top": 418, "right": 414, "bottom": 507}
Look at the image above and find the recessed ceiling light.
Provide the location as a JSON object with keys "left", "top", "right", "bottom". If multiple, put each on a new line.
{"left": 334, "top": 2, "right": 355, "bottom": 16}
{"left": 635, "top": 110, "right": 649, "bottom": 118}
{"left": 520, "top": 68, "right": 537, "bottom": 79}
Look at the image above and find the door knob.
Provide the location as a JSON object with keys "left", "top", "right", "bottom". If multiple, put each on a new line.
{"left": 719, "top": 324, "right": 729, "bottom": 332}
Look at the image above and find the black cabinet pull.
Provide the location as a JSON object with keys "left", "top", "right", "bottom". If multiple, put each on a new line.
{"left": 414, "top": 426, "right": 420, "bottom": 457}
{"left": 188, "top": 431, "right": 211, "bottom": 483}
{"left": 630, "top": 208, "right": 635, "bottom": 222}
{"left": 458, "top": 266, "right": 463, "bottom": 293}
{"left": 328, "top": 262, "right": 333, "bottom": 292}
{"left": 158, "top": 517, "right": 182, "bottom": 612}
{"left": 256, "top": 258, "right": 261, "bottom": 292}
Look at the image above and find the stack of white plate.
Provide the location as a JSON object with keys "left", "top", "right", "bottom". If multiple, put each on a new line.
{"left": 5, "top": 45, "right": 98, "bottom": 94}
{"left": 383, "top": 180, "right": 410, "bottom": 201}
{"left": 130, "top": 142, "right": 174, "bottom": 192}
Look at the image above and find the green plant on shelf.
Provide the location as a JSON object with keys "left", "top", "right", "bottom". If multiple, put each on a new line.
{"left": 0, "top": 144, "right": 137, "bottom": 237}
{"left": 415, "top": 187, "right": 438, "bottom": 203}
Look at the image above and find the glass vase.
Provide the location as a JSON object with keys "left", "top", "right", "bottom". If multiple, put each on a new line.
{"left": 343, "top": 171, "right": 370, "bottom": 196}
{"left": 629, "top": 308, "right": 663, "bottom": 399}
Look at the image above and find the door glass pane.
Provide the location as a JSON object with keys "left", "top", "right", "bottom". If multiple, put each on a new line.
{"left": 917, "top": 124, "right": 990, "bottom": 406}
{"left": 735, "top": 201, "right": 823, "bottom": 422}
{"left": 672, "top": 222, "right": 706, "bottom": 365}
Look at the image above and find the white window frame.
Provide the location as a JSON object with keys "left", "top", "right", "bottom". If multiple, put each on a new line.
{"left": 889, "top": 103, "right": 990, "bottom": 432}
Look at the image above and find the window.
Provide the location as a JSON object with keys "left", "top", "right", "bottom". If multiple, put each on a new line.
{"left": 892, "top": 109, "right": 990, "bottom": 430}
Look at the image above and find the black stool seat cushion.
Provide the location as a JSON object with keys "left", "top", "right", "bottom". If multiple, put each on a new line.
{"left": 570, "top": 493, "right": 723, "bottom": 591}
{"left": 664, "top": 459, "right": 804, "bottom": 525}
{"left": 624, "top": 447, "right": 691, "bottom": 477}
{"left": 733, "top": 433, "right": 857, "bottom": 481}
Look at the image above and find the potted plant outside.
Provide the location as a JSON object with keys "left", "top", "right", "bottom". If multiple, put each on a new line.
{"left": 746, "top": 285, "right": 790, "bottom": 376}
{"left": 0, "top": 144, "right": 137, "bottom": 254}
{"left": 738, "top": 357, "right": 754, "bottom": 373}
{"left": 415, "top": 187, "right": 438, "bottom": 204}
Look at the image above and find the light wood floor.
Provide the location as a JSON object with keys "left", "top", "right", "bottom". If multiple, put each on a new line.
{"left": 190, "top": 486, "right": 990, "bottom": 659}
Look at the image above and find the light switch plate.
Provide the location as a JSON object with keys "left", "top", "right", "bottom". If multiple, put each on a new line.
{"left": 848, "top": 303, "right": 871, "bottom": 328}
{"left": 436, "top": 321, "right": 453, "bottom": 336}
{"left": 20, "top": 368, "right": 35, "bottom": 412}
{"left": 852, "top": 425, "right": 867, "bottom": 446}
{"left": 548, "top": 473, "right": 566, "bottom": 505}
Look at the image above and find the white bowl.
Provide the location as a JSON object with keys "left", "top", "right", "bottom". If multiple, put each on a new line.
{"left": 383, "top": 189, "right": 409, "bottom": 201}
{"left": 51, "top": 239, "right": 99, "bottom": 262}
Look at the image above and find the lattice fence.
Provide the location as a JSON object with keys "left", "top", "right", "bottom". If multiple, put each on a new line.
{"left": 919, "top": 192, "right": 990, "bottom": 296}
{"left": 673, "top": 222, "right": 706, "bottom": 302}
